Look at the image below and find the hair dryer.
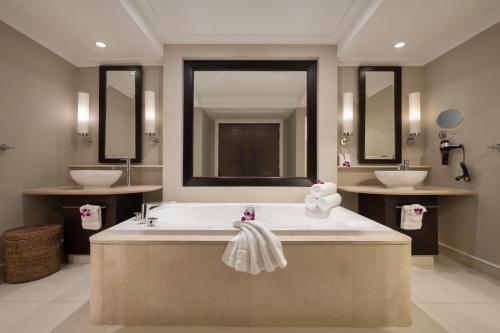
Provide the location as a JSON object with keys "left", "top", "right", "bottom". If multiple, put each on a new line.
{"left": 439, "top": 140, "right": 463, "bottom": 165}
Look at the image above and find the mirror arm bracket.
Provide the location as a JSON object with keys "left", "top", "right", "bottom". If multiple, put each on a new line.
{"left": 407, "top": 132, "right": 420, "bottom": 146}
{"left": 78, "top": 133, "right": 93, "bottom": 146}
{"left": 145, "top": 133, "right": 159, "bottom": 144}
{"left": 340, "top": 132, "right": 353, "bottom": 146}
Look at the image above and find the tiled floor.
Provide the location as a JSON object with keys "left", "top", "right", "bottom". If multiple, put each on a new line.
{"left": 0, "top": 255, "right": 499, "bottom": 333}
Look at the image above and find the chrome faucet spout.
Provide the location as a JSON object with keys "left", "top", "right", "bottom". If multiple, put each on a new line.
{"left": 141, "top": 202, "right": 162, "bottom": 221}
{"left": 399, "top": 159, "right": 410, "bottom": 171}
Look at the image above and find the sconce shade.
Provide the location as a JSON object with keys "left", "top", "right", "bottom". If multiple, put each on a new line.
{"left": 144, "top": 91, "right": 156, "bottom": 134}
{"left": 77, "top": 92, "right": 90, "bottom": 135}
{"left": 342, "top": 92, "right": 354, "bottom": 134}
{"left": 409, "top": 92, "right": 421, "bottom": 134}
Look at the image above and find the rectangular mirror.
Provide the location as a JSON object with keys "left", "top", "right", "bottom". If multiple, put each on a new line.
{"left": 358, "top": 66, "right": 402, "bottom": 164}
{"left": 99, "top": 65, "right": 142, "bottom": 163}
{"left": 184, "top": 60, "right": 317, "bottom": 186}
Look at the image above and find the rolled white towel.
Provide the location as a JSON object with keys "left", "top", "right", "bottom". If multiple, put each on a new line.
{"left": 305, "top": 194, "right": 318, "bottom": 209}
{"left": 317, "top": 193, "right": 342, "bottom": 212}
{"left": 310, "top": 182, "right": 337, "bottom": 198}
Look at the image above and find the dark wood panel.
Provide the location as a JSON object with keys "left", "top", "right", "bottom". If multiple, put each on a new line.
{"left": 218, "top": 123, "right": 279, "bottom": 177}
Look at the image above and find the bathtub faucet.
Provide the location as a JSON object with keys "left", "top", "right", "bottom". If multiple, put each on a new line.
{"left": 141, "top": 202, "right": 162, "bottom": 222}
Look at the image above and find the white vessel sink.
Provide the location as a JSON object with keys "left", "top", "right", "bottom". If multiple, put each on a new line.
{"left": 374, "top": 170, "right": 428, "bottom": 190}
{"left": 70, "top": 170, "right": 123, "bottom": 189}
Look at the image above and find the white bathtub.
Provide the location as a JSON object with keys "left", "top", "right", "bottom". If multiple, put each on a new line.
{"left": 108, "top": 202, "right": 392, "bottom": 235}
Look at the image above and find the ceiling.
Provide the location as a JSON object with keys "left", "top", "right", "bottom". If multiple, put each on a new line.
{"left": 1, "top": 0, "right": 500, "bottom": 66}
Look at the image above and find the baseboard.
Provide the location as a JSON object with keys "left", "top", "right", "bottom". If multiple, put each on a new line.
{"left": 412, "top": 255, "right": 435, "bottom": 266}
{"left": 68, "top": 255, "right": 90, "bottom": 264}
{"left": 439, "top": 242, "right": 500, "bottom": 280}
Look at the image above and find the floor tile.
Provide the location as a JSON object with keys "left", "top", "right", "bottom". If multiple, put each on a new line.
{"left": 411, "top": 258, "right": 500, "bottom": 304}
{"left": 0, "top": 264, "right": 88, "bottom": 302}
{"left": 425, "top": 303, "right": 500, "bottom": 333}
{"left": 0, "top": 301, "right": 44, "bottom": 332}
{"left": 2, "top": 256, "right": 500, "bottom": 332}
{"left": 5, "top": 301, "right": 84, "bottom": 333}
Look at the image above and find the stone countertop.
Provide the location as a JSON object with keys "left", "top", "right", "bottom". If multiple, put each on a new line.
{"left": 23, "top": 185, "right": 163, "bottom": 196}
{"left": 338, "top": 185, "right": 477, "bottom": 196}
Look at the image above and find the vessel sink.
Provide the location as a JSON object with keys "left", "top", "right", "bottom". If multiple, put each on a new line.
{"left": 374, "top": 170, "right": 428, "bottom": 190}
{"left": 69, "top": 170, "right": 123, "bottom": 189}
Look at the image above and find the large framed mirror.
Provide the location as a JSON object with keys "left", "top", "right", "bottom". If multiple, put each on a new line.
{"left": 358, "top": 66, "right": 402, "bottom": 164}
{"left": 183, "top": 60, "right": 317, "bottom": 186}
{"left": 99, "top": 65, "right": 142, "bottom": 163}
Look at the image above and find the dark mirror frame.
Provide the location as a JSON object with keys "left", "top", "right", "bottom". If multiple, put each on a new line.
{"left": 98, "top": 65, "right": 143, "bottom": 163}
{"left": 183, "top": 60, "right": 317, "bottom": 187}
{"left": 358, "top": 66, "right": 402, "bottom": 164}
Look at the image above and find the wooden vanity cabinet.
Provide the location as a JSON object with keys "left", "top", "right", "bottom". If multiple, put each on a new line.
{"left": 358, "top": 194, "right": 439, "bottom": 255}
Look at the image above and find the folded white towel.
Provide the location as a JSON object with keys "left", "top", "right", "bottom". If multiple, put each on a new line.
{"left": 305, "top": 194, "right": 318, "bottom": 209}
{"left": 80, "top": 204, "right": 102, "bottom": 230}
{"left": 317, "top": 193, "right": 342, "bottom": 212}
{"left": 310, "top": 182, "right": 337, "bottom": 198}
{"left": 400, "top": 204, "right": 427, "bottom": 230}
{"left": 222, "top": 220, "right": 287, "bottom": 275}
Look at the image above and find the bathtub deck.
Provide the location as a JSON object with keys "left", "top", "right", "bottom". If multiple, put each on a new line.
{"left": 90, "top": 228, "right": 410, "bottom": 245}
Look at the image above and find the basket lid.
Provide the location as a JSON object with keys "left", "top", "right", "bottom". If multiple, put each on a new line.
{"left": 3, "top": 224, "right": 62, "bottom": 241}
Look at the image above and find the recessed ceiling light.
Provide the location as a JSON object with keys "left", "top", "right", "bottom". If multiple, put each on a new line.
{"left": 95, "top": 41, "right": 106, "bottom": 48}
{"left": 393, "top": 42, "right": 406, "bottom": 49}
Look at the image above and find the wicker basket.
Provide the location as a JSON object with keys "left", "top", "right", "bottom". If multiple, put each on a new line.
{"left": 3, "top": 224, "right": 62, "bottom": 284}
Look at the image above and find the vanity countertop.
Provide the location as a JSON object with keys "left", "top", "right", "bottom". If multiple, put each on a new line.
{"left": 338, "top": 185, "right": 477, "bottom": 196}
{"left": 24, "top": 185, "right": 163, "bottom": 196}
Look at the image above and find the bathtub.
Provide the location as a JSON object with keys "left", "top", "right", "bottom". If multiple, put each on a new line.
{"left": 108, "top": 202, "right": 392, "bottom": 235}
{"left": 90, "top": 202, "right": 412, "bottom": 327}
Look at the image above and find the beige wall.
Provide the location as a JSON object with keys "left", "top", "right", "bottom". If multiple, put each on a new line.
{"left": 163, "top": 44, "right": 337, "bottom": 202}
{"left": 423, "top": 23, "right": 500, "bottom": 266}
{"left": 338, "top": 66, "right": 425, "bottom": 166}
{"left": 0, "top": 21, "right": 77, "bottom": 262}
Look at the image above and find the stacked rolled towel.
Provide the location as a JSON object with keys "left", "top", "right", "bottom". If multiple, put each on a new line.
{"left": 222, "top": 220, "right": 287, "bottom": 275}
{"left": 305, "top": 182, "right": 342, "bottom": 212}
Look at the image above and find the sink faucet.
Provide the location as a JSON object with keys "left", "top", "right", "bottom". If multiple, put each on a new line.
{"left": 399, "top": 159, "right": 410, "bottom": 171}
{"left": 141, "top": 202, "right": 162, "bottom": 221}
{"left": 121, "top": 158, "right": 131, "bottom": 187}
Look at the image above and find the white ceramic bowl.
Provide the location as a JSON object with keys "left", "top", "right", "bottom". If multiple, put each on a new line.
{"left": 69, "top": 170, "right": 123, "bottom": 189}
{"left": 374, "top": 170, "right": 428, "bottom": 190}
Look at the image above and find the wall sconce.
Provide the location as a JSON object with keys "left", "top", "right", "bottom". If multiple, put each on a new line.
{"left": 77, "top": 92, "right": 92, "bottom": 146}
{"left": 340, "top": 92, "right": 354, "bottom": 146}
{"left": 144, "top": 91, "right": 159, "bottom": 144}
{"left": 407, "top": 92, "right": 421, "bottom": 146}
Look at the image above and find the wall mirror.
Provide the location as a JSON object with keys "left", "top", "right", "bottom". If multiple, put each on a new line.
{"left": 183, "top": 60, "right": 317, "bottom": 186}
{"left": 99, "top": 65, "right": 142, "bottom": 163}
{"left": 358, "top": 66, "right": 402, "bottom": 164}
{"left": 437, "top": 109, "right": 463, "bottom": 129}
